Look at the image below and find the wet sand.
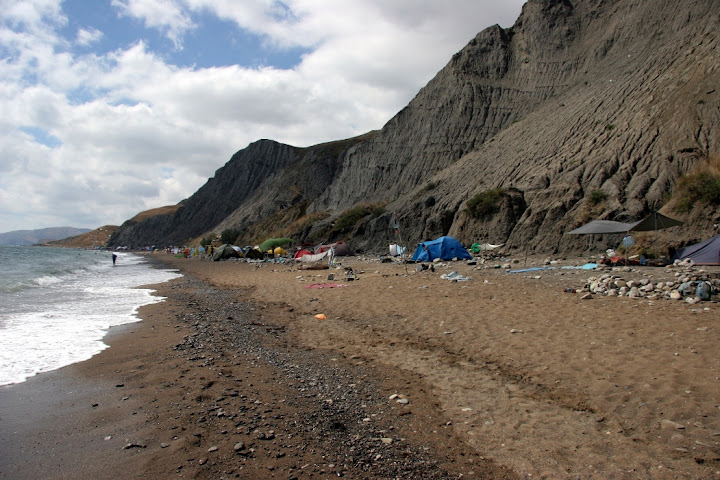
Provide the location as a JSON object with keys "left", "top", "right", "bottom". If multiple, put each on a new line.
{"left": 1, "top": 253, "right": 719, "bottom": 479}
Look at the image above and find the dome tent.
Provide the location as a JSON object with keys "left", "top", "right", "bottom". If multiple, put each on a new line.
{"left": 411, "top": 236, "right": 472, "bottom": 262}
{"left": 212, "top": 244, "right": 240, "bottom": 261}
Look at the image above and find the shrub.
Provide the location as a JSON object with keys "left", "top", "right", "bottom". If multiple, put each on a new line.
{"left": 332, "top": 203, "right": 385, "bottom": 233}
{"left": 220, "top": 228, "right": 241, "bottom": 244}
{"left": 674, "top": 171, "right": 720, "bottom": 212}
{"left": 465, "top": 188, "right": 506, "bottom": 219}
{"left": 200, "top": 233, "right": 215, "bottom": 246}
{"left": 587, "top": 189, "right": 608, "bottom": 207}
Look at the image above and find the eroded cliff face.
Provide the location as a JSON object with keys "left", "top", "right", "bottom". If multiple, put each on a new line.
{"left": 110, "top": 0, "right": 720, "bottom": 253}
{"left": 310, "top": 0, "right": 720, "bottom": 252}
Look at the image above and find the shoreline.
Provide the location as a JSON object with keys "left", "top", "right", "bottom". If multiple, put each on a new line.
{"left": 1, "top": 253, "right": 719, "bottom": 479}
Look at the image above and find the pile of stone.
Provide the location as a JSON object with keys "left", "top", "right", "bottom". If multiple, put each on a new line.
{"left": 581, "top": 259, "right": 719, "bottom": 303}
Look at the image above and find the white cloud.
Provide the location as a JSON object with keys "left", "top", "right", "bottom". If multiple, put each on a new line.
{"left": 76, "top": 27, "right": 103, "bottom": 46}
{"left": 111, "top": 0, "right": 195, "bottom": 49}
{"left": 0, "top": 0, "right": 526, "bottom": 232}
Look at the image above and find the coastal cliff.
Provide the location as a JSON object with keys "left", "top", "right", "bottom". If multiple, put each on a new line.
{"left": 110, "top": 0, "right": 720, "bottom": 253}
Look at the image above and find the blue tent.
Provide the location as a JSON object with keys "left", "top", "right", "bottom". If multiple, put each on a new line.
{"left": 411, "top": 236, "right": 472, "bottom": 262}
{"left": 672, "top": 233, "right": 720, "bottom": 265}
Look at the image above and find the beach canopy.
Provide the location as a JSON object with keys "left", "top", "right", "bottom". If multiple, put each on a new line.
{"left": 672, "top": 233, "right": 720, "bottom": 265}
{"left": 628, "top": 212, "right": 683, "bottom": 232}
{"left": 566, "top": 220, "right": 633, "bottom": 235}
{"left": 258, "top": 237, "right": 293, "bottom": 252}
{"left": 411, "top": 236, "right": 472, "bottom": 262}
{"left": 567, "top": 213, "right": 682, "bottom": 235}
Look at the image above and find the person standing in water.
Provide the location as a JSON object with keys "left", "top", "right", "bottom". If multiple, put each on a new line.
{"left": 112, "top": 253, "right": 117, "bottom": 265}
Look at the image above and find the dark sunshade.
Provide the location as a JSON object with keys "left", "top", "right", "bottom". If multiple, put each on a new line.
{"left": 628, "top": 212, "right": 682, "bottom": 232}
{"left": 566, "top": 220, "right": 632, "bottom": 235}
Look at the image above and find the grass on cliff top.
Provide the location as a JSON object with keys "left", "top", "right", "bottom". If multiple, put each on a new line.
{"left": 129, "top": 204, "right": 182, "bottom": 223}
{"left": 672, "top": 155, "right": 720, "bottom": 213}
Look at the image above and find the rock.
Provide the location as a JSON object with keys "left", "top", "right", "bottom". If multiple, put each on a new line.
{"left": 123, "top": 443, "right": 147, "bottom": 450}
{"left": 670, "top": 433, "right": 686, "bottom": 442}
{"left": 208, "top": 446, "right": 218, "bottom": 452}
{"left": 234, "top": 442, "right": 246, "bottom": 451}
{"left": 670, "top": 290, "right": 683, "bottom": 300}
{"left": 581, "top": 293, "right": 593, "bottom": 300}
{"left": 661, "top": 419, "right": 685, "bottom": 430}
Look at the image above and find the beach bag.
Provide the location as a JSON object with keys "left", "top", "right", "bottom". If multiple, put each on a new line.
{"left": 696, "top": 281, "right": 712, "bottom": 301}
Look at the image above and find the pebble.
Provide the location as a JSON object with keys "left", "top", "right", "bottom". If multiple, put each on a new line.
{"left": 660, "top": 419, "right": 685, "bottom": 430}
{"left": 123, "top": 443, "right": 147, "bottom": 450}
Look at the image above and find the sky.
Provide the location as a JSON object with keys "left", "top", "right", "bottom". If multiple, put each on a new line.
{"left": 0, "top": 0, "right": 526, "bottom": 233}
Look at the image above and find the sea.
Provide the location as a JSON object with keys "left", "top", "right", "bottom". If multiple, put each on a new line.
{"left": 0, "top": 245, "right": 182, "bottom": 386}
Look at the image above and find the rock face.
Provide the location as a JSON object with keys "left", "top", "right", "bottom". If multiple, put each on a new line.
{"left": 109, "top": 0, "right": 720, "bottom": 252}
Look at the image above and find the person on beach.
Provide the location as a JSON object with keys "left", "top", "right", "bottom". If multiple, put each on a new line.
{"left": 112, "top": 253, "right": 117, "bottom": 265}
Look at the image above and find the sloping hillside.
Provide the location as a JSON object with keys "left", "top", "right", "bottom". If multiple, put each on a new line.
{"left": 109, "top": 0, "right": 720, "bottom": 253}
{"left": 0, "top": 227, "right": 91, "bottom": 245}
{"left": 49, "top": 225, "right": 119, "bottom": 248}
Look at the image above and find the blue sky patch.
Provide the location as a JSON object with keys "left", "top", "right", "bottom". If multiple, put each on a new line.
{"left": 19, "top": 126, "right": 62, "bottom": 148}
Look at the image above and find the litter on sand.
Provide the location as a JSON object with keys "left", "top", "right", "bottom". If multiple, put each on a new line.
{"left": 506, "top": 267, "right": 556, "bottom": 273}
{"left": 304, "top": 283, "right": 348, "bottom": 289}
{"left": 440, "top": 271, "right": 472, "bottom": 282}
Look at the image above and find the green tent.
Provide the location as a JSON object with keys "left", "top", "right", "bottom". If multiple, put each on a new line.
{"left": 258, "top": 237, "right": 293, "bottom": 252}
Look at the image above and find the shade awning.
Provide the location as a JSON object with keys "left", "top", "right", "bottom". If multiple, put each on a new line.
{"left": 566, "top": 220, "right": 632, "bottom": 235}
{"left": 628, "top": 212, "right": 682, "bottom": 232}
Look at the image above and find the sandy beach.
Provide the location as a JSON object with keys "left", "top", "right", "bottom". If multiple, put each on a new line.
{"left": 1, "top": 253, "right": 719, "bottom": 479}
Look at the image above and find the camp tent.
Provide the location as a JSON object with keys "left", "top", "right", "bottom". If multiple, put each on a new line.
{"left": 258, "top": 237, "right": 293, "bottom": 253}
{"left": 672, "top": 233, "right": 720, "bottom": 265}
{"left": 316, "top": 241, "right": 353, "bottom": 256}
{"left": 212, "top": 244, "right": 240, "bottom": 261}
{"left": 411, "top": 236, "right": 472, "bottom": 262}
{"left": 293, "top": 247, "right": 314, "bottom": 259}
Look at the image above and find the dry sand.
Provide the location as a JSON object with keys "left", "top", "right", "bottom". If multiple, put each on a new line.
{"left": 1, "top": 253, "right": 719, "bottom": 479}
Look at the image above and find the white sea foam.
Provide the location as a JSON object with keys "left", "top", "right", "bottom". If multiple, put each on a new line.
{"left": 0, "top": 247, "right": 181, "bottom": 386}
